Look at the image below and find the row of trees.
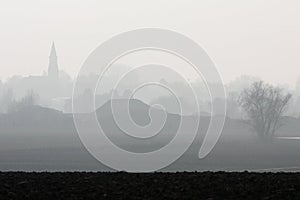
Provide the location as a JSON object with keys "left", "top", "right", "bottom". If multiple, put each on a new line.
{"left": 0, "top": 90, "right": 39, "bottom": 113}
{"left": 0, "top": 79, "right": 292, "bottom": 140}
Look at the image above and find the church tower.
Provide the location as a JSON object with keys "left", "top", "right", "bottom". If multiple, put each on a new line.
{"left": 48, "top": 42, "right": 59, "bottom": 80}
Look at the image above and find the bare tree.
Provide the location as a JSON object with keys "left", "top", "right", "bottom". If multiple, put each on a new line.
{"left": 0, "top": 88, "right": 15, "bottom": 113}
{"left": 239, "top": 81, "right": 292, "bottom": 139}
{"left": 8, "top": 90, "right": 39, "bottom": 112}
{"left": 19, "top": 90, "right": 39, "bottom": 107}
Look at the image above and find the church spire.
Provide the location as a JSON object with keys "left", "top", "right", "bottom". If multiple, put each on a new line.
{"left": 50, "top": 42, "right": 57, "bottom": 57}
{"left": 48, "top": 42, "right": 59, "bottom": 79}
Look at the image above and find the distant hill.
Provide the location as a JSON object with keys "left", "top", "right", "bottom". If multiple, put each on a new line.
{"left": 96, "top": 99, "right": 183, "bottom": 153}
{"left": 0, "top": 105, "right": 72, "bottom": 129}
{"left": 1, "top": 101, "right": 300, "bottom": 171}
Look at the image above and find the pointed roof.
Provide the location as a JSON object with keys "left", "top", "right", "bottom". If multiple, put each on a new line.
{"left": 50, "top": 41, "right": 57, "bottom": 57}
{"left": 48, "top": 41, "right": 59, "bottom": 79}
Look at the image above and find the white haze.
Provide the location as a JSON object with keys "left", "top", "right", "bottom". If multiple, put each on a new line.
{"left": 0, "top": 0, "right": 300, "bottom": 86}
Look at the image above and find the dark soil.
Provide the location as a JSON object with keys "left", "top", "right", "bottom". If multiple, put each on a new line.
{"left": 1, "top": 171, "right": 300, "bottom": 199}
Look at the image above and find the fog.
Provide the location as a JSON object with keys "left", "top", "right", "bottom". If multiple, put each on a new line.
{"left": 1, "top": 0, "right": 300, "bottom": 85}
{"left": 1, "top": 0, "right": 300, "bottom": 172}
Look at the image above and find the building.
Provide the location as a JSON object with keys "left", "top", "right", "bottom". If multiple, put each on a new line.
{"left": 1, "top": 42, "right": 73, "bottom": 112}
{"left": 48, "top": 42, "right": 59, "bottom": 80}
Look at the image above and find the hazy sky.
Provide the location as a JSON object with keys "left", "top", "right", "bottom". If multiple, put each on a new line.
{"left": 0, "top": 0, "right": 299, "bottom": 86}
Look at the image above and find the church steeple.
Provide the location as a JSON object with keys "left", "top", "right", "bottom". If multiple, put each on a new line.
{"left": 48, "top": 42, "right": 59, "bottom": 79}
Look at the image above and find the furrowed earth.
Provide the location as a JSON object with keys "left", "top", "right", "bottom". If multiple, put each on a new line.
{"left": 1, "top": 172, "right": 300, "bottom": 200}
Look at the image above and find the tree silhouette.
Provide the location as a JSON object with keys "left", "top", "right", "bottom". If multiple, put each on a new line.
{"left": 239, "top": 81, "right": 292, "bottom": 139}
